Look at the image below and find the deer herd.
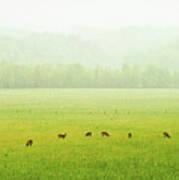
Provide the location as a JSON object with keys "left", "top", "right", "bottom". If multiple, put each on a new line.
{"left": 25, "top": 131, "right": 171, "bottom": 147}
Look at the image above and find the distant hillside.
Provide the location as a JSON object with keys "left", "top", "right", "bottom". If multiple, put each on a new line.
{"left": 0, "top": 27, "right": 179, "bottom": 69}
{"left": 75, "top": 27, "right": 179, "bottom": 69}
{"left": 0, "top": 31, "right": 109, "bottom": 66}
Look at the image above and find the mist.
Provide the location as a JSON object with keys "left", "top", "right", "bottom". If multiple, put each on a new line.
{"left": 1, "top": 2, "right": 179, "bottom": 179}
{"left": 0, "top": 0, "right": 179, "bottom": 88}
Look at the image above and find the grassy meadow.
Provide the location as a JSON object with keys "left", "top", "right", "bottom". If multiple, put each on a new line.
{"left": 0, "top": 89, "right": 179, "bottom": 180}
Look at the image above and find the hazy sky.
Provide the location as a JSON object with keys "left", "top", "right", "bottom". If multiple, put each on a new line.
{"left": 0, "top": 0, "right": 179, "bottom": 31}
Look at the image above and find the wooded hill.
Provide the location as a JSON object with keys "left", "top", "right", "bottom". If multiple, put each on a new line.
{"left": 0, "top": 27, "right": 179, "bottom": 69}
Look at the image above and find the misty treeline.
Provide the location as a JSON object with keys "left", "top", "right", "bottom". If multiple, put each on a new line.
{"left": 0, "top": 62, "right": 178, "bottom": 88}
{"left": 1, "top": 28, "right": 179, "bottom": 69}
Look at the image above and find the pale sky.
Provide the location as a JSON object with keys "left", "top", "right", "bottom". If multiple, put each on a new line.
{"left": 0, "top": 0, "right": 179, "bottom": 31}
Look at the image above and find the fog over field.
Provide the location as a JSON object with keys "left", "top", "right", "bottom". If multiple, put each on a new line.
{"left": 1, "top": 1, "right": 179, "bottom": 180}
{"left": 0, "top": 0, "right": 179, "bottom": 88}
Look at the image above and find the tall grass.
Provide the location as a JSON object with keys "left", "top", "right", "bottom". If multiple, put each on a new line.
{"left": 0, "top": 89, "right": 178, "bottom": 180}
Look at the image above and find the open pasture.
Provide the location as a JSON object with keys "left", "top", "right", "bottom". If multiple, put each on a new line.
{"left": 0, "top": 89, "right": 179, "bottom": 180}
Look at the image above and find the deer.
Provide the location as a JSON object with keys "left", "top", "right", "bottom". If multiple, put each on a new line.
{"left": 26, "top": 139, "right": 33, "bottom": 147}
{"left": 101, "top": 131, "right": 110, "bottom": 137}
{"left": 163, "top": 132, "right": 171, "bottom": 138}
{"left": 57, "top": 133, "right": 67, "bottom": 139}
{"left": 128, "top": 132, "right": 132, "bottom": 138}
{"left": 85, "top": 132, "right": 92, "bottom": 137}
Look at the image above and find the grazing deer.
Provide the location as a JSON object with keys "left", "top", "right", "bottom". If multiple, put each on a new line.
{"left": 128, "top": 133, "right": 132, "bottom": 138}
{"left": 26, "top": 139, "right": 33, "bottom": 147}
{"left": 58, "top": 133, "right": 67, "bottom": 139}
{"left": 163, "top": 132, "right": 171, "bottom": 138}
{"left": 85, "top": 132, "right": 92, "bottom": 137}
{"left": 101, "top": 131, "right": 110, "bottom": 137}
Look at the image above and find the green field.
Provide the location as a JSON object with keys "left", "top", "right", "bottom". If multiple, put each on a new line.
{"left": 0, "top": 89, "right": 179, "bottom": 180}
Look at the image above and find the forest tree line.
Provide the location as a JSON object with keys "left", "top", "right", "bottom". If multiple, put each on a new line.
{"left": 1, "top": 28, "right": 179, "bottom": 69}
{"left": 0, "top": 61, "right": 178, "bottom": 88}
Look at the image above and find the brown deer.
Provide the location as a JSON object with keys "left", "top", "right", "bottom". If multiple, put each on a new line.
{"left": 57, "top": 133, "right": 67, "bottom": 139}
{"left": 101, "top": 131, "right": 110, "bottom": 137}
{"left": 163, "top": 132, "right": 171, "bottom": 138}
{"left": 85, "top": 132, "right": 92, "bottom": 137}
{"left": 26, "top": 139, "right": 33, "bottom": 147}
{"left": 128, "top": 133, "right": 132, "bottom": 138}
